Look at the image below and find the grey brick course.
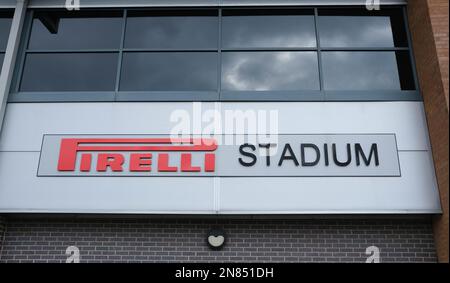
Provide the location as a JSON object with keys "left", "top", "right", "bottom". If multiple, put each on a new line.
{"left": 0, "top": 217, "right": 437, "bottom": 263}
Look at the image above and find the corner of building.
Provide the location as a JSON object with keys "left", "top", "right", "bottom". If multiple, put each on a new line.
{"left": 407, "top": 0, "right": 449, "bottom": 263}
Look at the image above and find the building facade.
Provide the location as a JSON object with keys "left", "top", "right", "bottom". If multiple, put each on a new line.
{"left": 0, "top": 0, "right": 448, "bottom": 263}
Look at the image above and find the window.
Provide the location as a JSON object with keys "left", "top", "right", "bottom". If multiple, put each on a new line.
{"left": 21, "top": 53, "right": 118, "bottom": 91}
{"left": 222, "top": 52, "right": 319, "bottom": 91}
{"left": 120, "top": 10, "right": 218, "bottom": 94}
{"left": 11, "top": 7, "right": 419, "bottom": 101}
{"left": 318, "top": 9, "right": 407, "bottom": 48}
{"left": 221, "top": 9, "right": 320, "bottom": 94}
{"left": 28, "top": 11, "right": 123, "bottom": 50}
{"left": 222, "top": 9, "right": 316, "bottom": 48}
{"left": 0, "top": 11, "right": 13, "bottom": 67}
{"left": 120, "top": 52, "right": 217, "bottom": 91}
{"left": 124, "top": 10, "right": 218, "bottom": 49}
{"left": 323, "top": 52, "right": 401, "bottom": 90}
{"left": 19, "top": 10, "right": 122, "bottom": 93}
{"left": 318, "top": 8, "right": 415, "bottom": 92}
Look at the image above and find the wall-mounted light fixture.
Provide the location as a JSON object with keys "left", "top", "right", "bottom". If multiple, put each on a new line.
{"left": 207, "top": 229, "right": 226, "bottom": 250}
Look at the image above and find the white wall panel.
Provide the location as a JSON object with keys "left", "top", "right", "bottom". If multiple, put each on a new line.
{"left": 220, "top": 102, "right": 431, "bottom": 151}
{"left": 0, "top": 102, "right": 432, "bottom": 151}
{"left": 0, "top": 152, "right": 215, "bottom": 213}
{"left": 0, "top": 102, "right": 217, "bottom": 151}
{"left": 0, "top": 102, "right": 441, "bottom": 214}
{"left": 219, "top": 151, "right": 441, "bottom": 213}
{"left": 0, "top": 151, "right": 440, "bottom": 214}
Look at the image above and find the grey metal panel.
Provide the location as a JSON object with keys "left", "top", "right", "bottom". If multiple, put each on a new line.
{"left": 0, "top": 102, "right": 431, "bottom": 151}
{"left": 115, "top": 91, "right": 219, "bottom": 102}
{"left": 27, "top": 0, "right": 407, "bottom": 8}
{"left": 220, "top": 91, "right": 421, "bottom": 101}
{"left": 8, "top": 92, "right": 116, "bottom": 102}
{"left": 28, "top": 0, "right": 221, "bottom": 8}
{"left": 323, "top": 91, "right": 422, "bottom": 101}
{"left": 8, "top": 91, "right": 422, "bottom": 102}
{"left": 221, "top": 0, "right": 406, "bottom": 6}
{"left": 219, "top": 151, "right": 441, "bottom": 214}
{"left": 221, "top": 91, "right": 324, "bottom": 101}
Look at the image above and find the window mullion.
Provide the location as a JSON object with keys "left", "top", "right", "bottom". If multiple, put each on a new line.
{"left": 14, "top": 9, "right": 33, "bottom": 93}
{"left": 115, "top": 9, "right": 127, "bottom": 98}
{"left": 218, "top": 8, "right": 222, "bottom": 99}
{"left": 402, "top": 6, "right": 420, "bottom": 93}
{"left": 313, "top": 8, "right": 324, "bottom": 96}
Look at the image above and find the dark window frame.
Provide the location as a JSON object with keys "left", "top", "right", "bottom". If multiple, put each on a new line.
{"left": 8, "top": 6, "right": 422, "bottom": 102}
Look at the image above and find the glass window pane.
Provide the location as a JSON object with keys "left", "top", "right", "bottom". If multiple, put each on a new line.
{"left": 0, "top": 12, "right": 13, "bottom": 51}
{"left": 28, "top": 11, "right": 123, "bottom": 50}
{"left": 318, "top": 9, "right": 408, "bottom": 47}
{"left": 0, "top": 53, "right": 4, "bottom": 68}
{"left": 20, "top": 53, "right": 118, "bottom": 91}
{"left": 125, "top": 10, "right": 218, "bottom": 49}
{"left": 395, "top": 51, "right": 415, "bottom": 90}
{"left": 222, "top": 52, "right": 319, "bottom": 91}
{"left": 222, "top": 10, "right": 316, "bottom": 48}
{"left": 120, "top": 52, "right": 217, "bottom": 91}
{"left": 322, "top": 51, "right": 411, "bottom": 90}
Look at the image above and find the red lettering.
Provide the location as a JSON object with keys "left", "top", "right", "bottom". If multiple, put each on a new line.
{"left": 80, "top": 153, "right": 92, "bottom": 172}
{"left": 58, "top": 139, "right": 80, "bottom": 171}
{"left": 181, "top": 153, "right": 201, "bottom": 172}
{"left": 130, "top": 153, "right": 152, "bottom": 172}
{"left": 204, "top": 153, "right": 215, "bottom": 172}
{"left": 96, "top": 154, "right": 124, "bottom": 172}
{"left": 57, "top": 138, "right": 218, "bottom": 174}
{"left": 158, "top": 153, "right": 178, "bottom": 172}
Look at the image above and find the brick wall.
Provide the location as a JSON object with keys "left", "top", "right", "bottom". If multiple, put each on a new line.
{"left": 0, "top": 216, "right": 5, "bottom": 252}
{"left": 0, "top": 217, "right": 437, "bottom": 263}
{"left": 408, "top": 0, "right": 449, "bottom": 262}
{"left": 428, "top": 0, "right": 449, "bottom": 106}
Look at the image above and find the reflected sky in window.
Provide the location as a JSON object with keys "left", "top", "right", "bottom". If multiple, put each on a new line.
{"left": 125, "top": 12, "right": 218, "bottom": 49}
{"left": 120, "top": 52, "right": 217, "bottom": 91}
{"left": 319, "top": 16, "right": 395, "bottom": 47}
{"left": 0, "top": 17, "right": 12, "bottom": 50}
{"left": 28, "top": 13, "right": 123, "bottom": 50}
{"left": 20, "top": 53, "right": 118, "bottom": 91}
{"left": 322, "top": 52, "right": 401, "bottom": 90}
{"left": 222, "top": 52, "right": 319, "bottom": 91}
{"left": 222, "top": 14, "right": 316, "bottom": 48}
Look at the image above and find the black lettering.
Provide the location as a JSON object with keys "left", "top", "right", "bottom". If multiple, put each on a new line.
{"left": 324, "top": 144, "right": 329, "bottom": 166}
{"left": 278, "top": 143, "right": 299, "bottom": 166}
{"left": 332, "top": 143, "right": 352, "bottom": 167}
{"left": 239, "top": 144, "right": 257, "bottom": 167}
{"left": 259, "top": 143, "right": 275, "bottom": 167}
{"left": 301, "top": 143, "right": 320, "bottom": 166}
{"left": 355, "top": 143, "right": 379, "bottom": 166}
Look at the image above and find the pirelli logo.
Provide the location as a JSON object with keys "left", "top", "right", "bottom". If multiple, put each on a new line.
{"left": 56, "top": 138, "right": 217, "bottom": 173}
